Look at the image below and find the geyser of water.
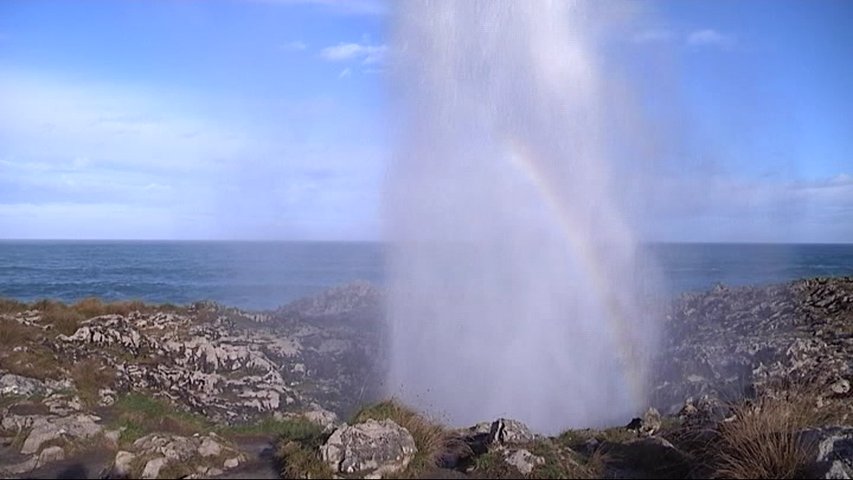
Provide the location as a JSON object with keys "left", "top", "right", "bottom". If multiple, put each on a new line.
{"left": 385, "top": 1, "right": 662, "bottom": 433}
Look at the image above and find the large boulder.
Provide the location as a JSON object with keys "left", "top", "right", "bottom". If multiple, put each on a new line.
{"left": 320, "top": 419, "right": 417, "bottom": 476}
{"left": 20, "top": 414, "right": 103, "bottom": 455}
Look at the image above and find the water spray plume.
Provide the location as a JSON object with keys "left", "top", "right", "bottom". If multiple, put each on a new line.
{"left": 384, "top": 1, "right": 662, "bottom": 433}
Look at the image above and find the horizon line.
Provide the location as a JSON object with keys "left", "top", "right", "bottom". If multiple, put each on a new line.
{"left": 1, "top": 238, "right": 852, "bottom": 246}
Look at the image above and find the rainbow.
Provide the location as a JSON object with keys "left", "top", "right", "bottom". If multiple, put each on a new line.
{"left": 504, "top": 137, "right": 647, "bottom": 409}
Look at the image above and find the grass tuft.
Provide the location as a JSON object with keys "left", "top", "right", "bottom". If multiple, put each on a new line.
{"left": 0, "top": 318, "right": 38, "bottom": 347}
{"left": 0, "top": 319, "right": 62, "bottom": 379}
{"left": 41, "top": 306, "right": 85, "bottom": 336}
{"left": 269, "top": 417, "right": 333, "bottom": 479}
{"left": 528, "top": 438, "right": 606, "bottom": 479}
{"left": 69, "top": 358, "right": 116, "bottom": 407}
{"left": 710, "top": 387, "right": 846, "bottom": 479}
{"left": 0, "top": 298, "right": 28, "bottom": 314}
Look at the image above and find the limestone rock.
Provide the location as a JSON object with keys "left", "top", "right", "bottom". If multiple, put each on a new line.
{"left": 640, "top": 407, "right": 662, "bottom": 436}
{"left": 141, "top": 456, "right": 168, "bottom": 479}
{"left": 0, "top": 373, "right": 48, "bottom": 397}
{"left": 36, "top": 445, "right": 65, "bottom": 468}
{"left": 490, "top": 418, "right": 535, "bottom": 445}
{"left": 122, "top": 433, "right": 245, "bottom": 478}
{"left": 802, "top": 427, "right": 853, "bottom": 479}
{"left": 504, "top": 448, "right": 544, "bottom": 475}
{"left": 303, "top": 404, "right": 340, "bottom": 430}
{"left": 99, "top": 388, "right": 117, "bottom": 407}
{"left": 830, "top": 378, "right": 850, "bottom": 396}
{"left": 133, "top": 434, "right": 198, "bottom": 462}
{"left": 321, "top": 419, "right": 417, "bottom": 476}
{"left": 111, "top": 450, "right": 137, "bottom": 478}
{"left": 277, "top": 404, "right": 340, "bottom": 432}
{"left": 20, "top": 414, "right": 103, "bottom": 455}
{"left": 198, "top": 437, "right": 222, "bottom": 457}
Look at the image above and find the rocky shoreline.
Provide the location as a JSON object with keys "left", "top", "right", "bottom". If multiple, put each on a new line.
{"left": 0, "top": 277, "right": 851, "bottom": 478}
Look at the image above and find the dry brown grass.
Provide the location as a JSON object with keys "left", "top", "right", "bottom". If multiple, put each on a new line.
{"left": 0, "top": 298, "right": 28, "bottom": 314}
{"left": 278, "top": 438, "right": 335, "bottom": 479}
{"left": 34, "top": 298, "right": 155, "bottom": 337}
{"left": 71, "top": 297, "right": 149, "bottom": 318}
{"left": 0, "top": 348, "right": 63, "bottom": 380}
{"left": 69, "top": 358, "right": 116, "bottom": 406}
{"left": 711, "top": 387, "right": 847, "bottom": 479}
{"left": 0, "top": 318, "right": 38, "bottom": 347}
{"left": 353, "top": 400, "right": 451, "bottom": 476}
{"left": 0, "top": 318, "right": 63, "bottom": 380}
{"left": 40, "top": 305, "right": 85, "bottom": 336}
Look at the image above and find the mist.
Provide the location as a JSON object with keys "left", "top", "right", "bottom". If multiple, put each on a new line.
{"left": 384, "top": 1, "right": 664, "bottom": 433}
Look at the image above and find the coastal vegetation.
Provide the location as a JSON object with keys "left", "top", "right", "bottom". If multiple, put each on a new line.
{"left": 0, "top": 278, "right": 851, "bottom": 478}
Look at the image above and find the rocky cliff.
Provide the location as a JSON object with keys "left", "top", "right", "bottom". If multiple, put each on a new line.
{"left": 0, "top": 277, "right": 851, "bottom": 479}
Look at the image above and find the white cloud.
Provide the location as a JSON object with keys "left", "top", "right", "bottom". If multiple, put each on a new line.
{"left": 686, "top": 29, "right": 736, "bottom": 49}
{"left": 0, "top": 69, "right": 385, "bottom": 240}
{"left": 279, "top": 40, "right": 307, "bottom": 51}
{"left": 338, "top": 68, "right": 352, "bottom": 79}
{"left": 320, "top": 42, "right": 387, "bottom": 64}
{"left": 631, "top": 29, "right": 674, "bottom": 44}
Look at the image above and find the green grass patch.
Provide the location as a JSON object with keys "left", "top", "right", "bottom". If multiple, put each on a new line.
{"left": 558, "top": 426, "right": 637, "bottom": 449}
{"left": 219, "top": 416, "right": 321, "bottom": 440}
{"left": 112, "top": 394, "right": 212, "bottom": 445}
{"left": 527, "top": 438, "right": 603, "bottom": 479}
{"left": 472, "top": 449, "right": 517, "bottom": 478}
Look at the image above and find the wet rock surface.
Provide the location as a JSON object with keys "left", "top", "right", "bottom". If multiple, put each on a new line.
{"left": 652, "top": 277, "right": 853, "bottom": 414}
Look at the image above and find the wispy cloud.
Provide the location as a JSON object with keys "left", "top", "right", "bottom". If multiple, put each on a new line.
{"left": 0, "top": 69, "right": 384, "bottom": 240}
{"left": 631, "top": 29, "right": 674, "bottom": 44}
{"left": 252, "top": 0, "right": 386, "bottom": 16}
{"left": 321, "top": 42, "right": 387, "bottom": 64}
{"left": 638, "top": 171, "right": 853, "bottom": 242}
{"left": 686, "top": 29, "right": 736, "bottom": 49}
{"left": 338, "top": 67, "right": 352, "bottom": 79}
{"left": 279, "top": 40, "right": 307, "bottom": 51}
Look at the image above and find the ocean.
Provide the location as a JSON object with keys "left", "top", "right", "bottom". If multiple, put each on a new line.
{"left": 0, "top": 241, "right": 851, "bottom": 310}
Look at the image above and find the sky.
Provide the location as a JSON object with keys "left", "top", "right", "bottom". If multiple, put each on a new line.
{"left": 0, "top": 0, "right": 851, "bottom": 242}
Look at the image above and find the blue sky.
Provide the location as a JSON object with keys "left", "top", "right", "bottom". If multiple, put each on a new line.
{"left": 0, "top": 0, "right": 851, "bottom": 242}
